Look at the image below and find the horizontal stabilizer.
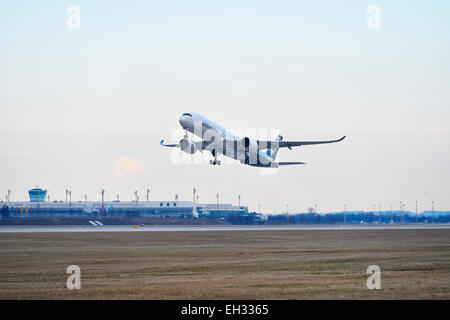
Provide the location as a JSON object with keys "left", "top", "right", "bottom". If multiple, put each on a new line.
{"left": 278, "top": 161, "right": 306, "bottom": 166}
{"left": 160, "top": 139, "right": 179, "bottom": 147}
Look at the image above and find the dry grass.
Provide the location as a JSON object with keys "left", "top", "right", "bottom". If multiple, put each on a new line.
{"left": 0, "top": 229, "right": 449, "bottom": 299}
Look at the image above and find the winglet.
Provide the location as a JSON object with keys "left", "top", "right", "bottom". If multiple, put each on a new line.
{"left": 338, "top": 136, "right": 346, "bottom": 142}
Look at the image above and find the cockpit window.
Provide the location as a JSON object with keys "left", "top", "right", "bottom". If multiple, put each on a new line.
{"left": 182, "top": 113, "right": 192, "bottom": 117}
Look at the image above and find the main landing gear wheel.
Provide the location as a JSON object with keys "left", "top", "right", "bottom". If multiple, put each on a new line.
{"left": 209, "top": 149, "right": 221, "bottom": 165}
{"left": 209, "top": 159, "right": 221, "bottom": 165}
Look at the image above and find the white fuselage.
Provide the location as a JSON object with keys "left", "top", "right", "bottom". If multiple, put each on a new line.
{"left": 179, "top": 112, "right": 275, "bottom": 167}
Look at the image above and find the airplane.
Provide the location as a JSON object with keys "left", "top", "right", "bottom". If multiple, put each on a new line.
{"left": 160, "top": 112, "right": 346, "bottom": 168}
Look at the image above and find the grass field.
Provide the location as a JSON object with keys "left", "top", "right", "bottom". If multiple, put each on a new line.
{"left": 0, "top": 229, "right": 449, "bottom": 299}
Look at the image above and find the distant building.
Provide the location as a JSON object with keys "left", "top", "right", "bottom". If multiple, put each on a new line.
{"left": 2, "top": 196, "right": 249, "bottom": 220}
{"left": 0, "top": 186, "right": 252, "bottom": 220}
{"left": 200, "top": 203, "right": 249, "bottom": 217}
{"left": 28, "top": 188, "right": 47, "bottom": 202}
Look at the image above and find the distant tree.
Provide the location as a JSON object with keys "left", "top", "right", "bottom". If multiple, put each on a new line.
{"left": 1, "top": 205, "right": 9, "bottom": 219}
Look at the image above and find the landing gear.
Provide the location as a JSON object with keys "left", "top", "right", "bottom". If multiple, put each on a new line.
{"left": 209, "top": 159, "right": 221, "bottom": 165}
{"left": 209, "top": 149, "right": 221, "bottom": 165}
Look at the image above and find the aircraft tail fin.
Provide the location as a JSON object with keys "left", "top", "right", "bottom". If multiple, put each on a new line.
{"left": 266, "top": 135, "right": 283, "bottom": 160}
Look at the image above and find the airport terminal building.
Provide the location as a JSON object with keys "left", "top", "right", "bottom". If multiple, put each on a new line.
{"left": 0, "top": 188, "right": 248, "bottom": 220}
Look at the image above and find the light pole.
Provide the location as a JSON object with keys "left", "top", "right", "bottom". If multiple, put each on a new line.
{"left": 372, "top": 204, "right": 376, "bottom": 223}
{"left": 216, "top": 194, "right": 219, "bottom": 210}
{"left": 344, "top": 204, "right": 346, "bottom": 224}
{"left": 378, "top": 204, "right": 381, "bottom": 224}
{"left": 238, "top": 194, "right": 241, "bottom": 207}
{"left": 193, "top": 188, "right": 197, "bottom": 203}
{"left": 432, "top": 201, "right": 435, "bottom": 223}
{"left": 390, "top": 204, "right": 393, "bottom": 224}
{"left": 101, "top": 189, "right": 105, "bottom": 213}
{"left": 146, "top": 189, "right": 150, "bottom": 202}
{"left": 415, "top": 200, "right": 418, "bottom": 224}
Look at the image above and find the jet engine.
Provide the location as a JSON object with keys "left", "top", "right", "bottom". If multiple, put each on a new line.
{"left": 240, "top": 137, "right": 258, "bottom": 152}
{"left": 240, "top": 137, "right": 259, "bottom": 164}
{"left": 179, "top": 137, "right": 198, "bottom": 154}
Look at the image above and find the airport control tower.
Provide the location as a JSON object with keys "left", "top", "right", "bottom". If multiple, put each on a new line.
{"left": 28, "top": 188, "right": 47, "bottom": 202}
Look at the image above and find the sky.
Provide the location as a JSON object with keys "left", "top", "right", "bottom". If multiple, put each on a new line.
{"left": 0, "top": 1, "right": 449, "bottom": 213}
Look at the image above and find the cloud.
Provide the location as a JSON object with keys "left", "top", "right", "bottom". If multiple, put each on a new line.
{"left": 4, "top": 148, "right": 37, "bottom": 156}
{"left": 428, "top": 127, "right": 444, "bottom": 138}
{"left": 110, "top": 157, "right": 147, "bottom": 180}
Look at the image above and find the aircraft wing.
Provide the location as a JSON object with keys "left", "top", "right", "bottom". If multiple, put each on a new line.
{"left": 258, "top": 136, "right": 346, "bottom": 150}
{"left": 160, "top": 139, "right": 205, "bottom": 152}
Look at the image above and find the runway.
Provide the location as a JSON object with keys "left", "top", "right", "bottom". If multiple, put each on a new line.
{"left": 1, "top": 225, "right": 449, "bottom": 299}
{"left": 0, "top": 224, "right": 449, "bottom": 233}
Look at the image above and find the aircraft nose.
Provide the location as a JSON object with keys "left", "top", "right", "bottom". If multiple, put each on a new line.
{"left": 179, "top": 116, "right": 189, "bottom": 129}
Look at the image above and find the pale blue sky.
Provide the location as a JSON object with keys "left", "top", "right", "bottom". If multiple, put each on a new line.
{"left": 1, "top": 1, "right": 449, "bottom": 212}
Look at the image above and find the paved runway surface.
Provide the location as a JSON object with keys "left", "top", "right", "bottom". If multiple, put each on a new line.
{"left": 0, "top": 224, "right": 449, "bottom": 232}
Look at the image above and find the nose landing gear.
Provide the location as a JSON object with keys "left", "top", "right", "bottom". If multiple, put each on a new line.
{"left": 209, "top": 159, "right": 221, "bottom": 165}
{"left": 209, "top": 149, "right": 221, "bottom": 165}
